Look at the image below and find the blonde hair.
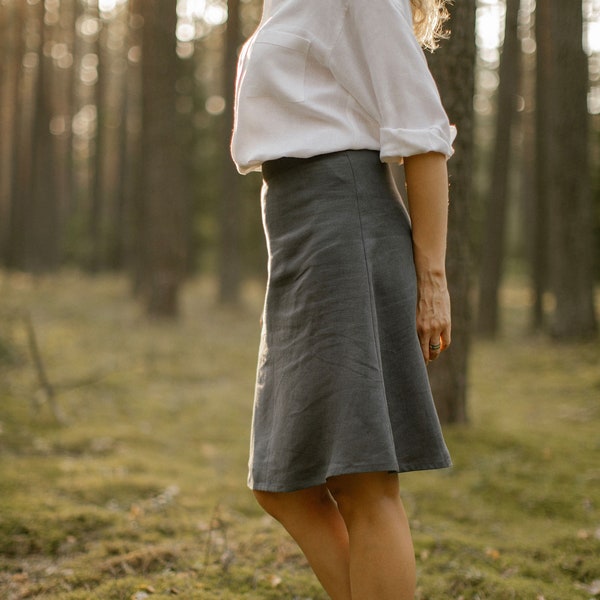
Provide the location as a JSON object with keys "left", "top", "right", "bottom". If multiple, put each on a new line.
{"left": 410, "top": 0, "right": 450, "bottom": 51}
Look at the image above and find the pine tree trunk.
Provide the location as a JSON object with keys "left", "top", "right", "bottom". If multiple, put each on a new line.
{"left": 520, "top": 47, "right": 537, "bottom": 322}
{"left": 138, "top": 0, "right": 187, "bottom": 317}
{"left": 5, "top": 0, "right": 31, "bottom": 270}
{"left": 29, "top": 0, "right": 60, "bottom": 272}
{"left": 0, "top": 2, "right": 18, "bottom": 262}
{"left": 89, "top": 2, "right": 106, "bottom": 272}
{"left": 546, "top": 0, "right": 597, "bottom": 339}
{"left": 477, "top": 0, "right": 521, "bottom": 337}
{"left": 53, "top": 0, "right": 77, "bottom": 231}
{"left": 125, "top": 0, "right": 144, "bottom": 293}
{"left": 532, "top": 0, "right": 552, "bottom": 331}
{"left": 425, "top": 0, "right": 477, "bottom": 424}
{"left": 218, "top": 0, "right": 242, "bottom": 305}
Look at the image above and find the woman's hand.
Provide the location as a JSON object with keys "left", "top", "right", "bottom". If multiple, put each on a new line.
{"left": 416, "top": 271, "right": 451, "bottom": 363}
{"left": 403, "top": 151, "right": 451, "bottom": 364}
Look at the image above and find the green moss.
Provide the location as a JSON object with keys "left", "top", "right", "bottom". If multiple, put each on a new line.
{"left": 0, "top": 273, "right": 598, "bottom": 599}
{"left": 0, "top": 504, "right": 116, "bottom": 557}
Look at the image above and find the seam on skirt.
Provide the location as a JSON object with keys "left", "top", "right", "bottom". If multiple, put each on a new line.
{"left": 343, "top": 151, "right": 397, "bottom": 454}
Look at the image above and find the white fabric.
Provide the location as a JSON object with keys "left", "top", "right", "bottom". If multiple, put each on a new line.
{"left": 231, "top": 0, "right": 456, "bottom": 175}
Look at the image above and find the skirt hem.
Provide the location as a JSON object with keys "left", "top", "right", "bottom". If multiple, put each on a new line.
{"left": 248, "top": 456, "right": 453, "bottom": 493}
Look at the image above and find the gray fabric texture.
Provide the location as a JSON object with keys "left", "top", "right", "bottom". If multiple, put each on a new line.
{"left": 250, "top": 150, "right": 451, "bottom": 492}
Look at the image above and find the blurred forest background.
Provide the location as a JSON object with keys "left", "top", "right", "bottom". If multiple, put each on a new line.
{"left": 1, "top": 1, "right": 600, "bottom": 598}
{"left": 1, "top": 0, "right": 598, "bottom": 421}
{"left": 0, "top": 0, "right": 597, "bottom": 314}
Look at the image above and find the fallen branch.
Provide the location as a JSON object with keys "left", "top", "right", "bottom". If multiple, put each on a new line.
{"left": 55, "top": 370, "right": 114, "bottom": 394}
{"left": 202, "top": 503, "right": 233, "bottom": 576}
{"left": 24, "top": 311, "right": 66, "bottom": 425}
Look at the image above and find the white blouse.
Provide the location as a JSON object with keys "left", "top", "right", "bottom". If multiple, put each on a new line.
{"left": 231, "top": 0, "right": 456, "bottom": 175}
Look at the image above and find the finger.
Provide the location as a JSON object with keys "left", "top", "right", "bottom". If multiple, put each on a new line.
{"left": 420, "top": 339, "right": 429, "bottom": 363}
{"left": 428, "top": 338, "right": 442, "bottom": 361}
{"left": 440, "top": 324, "right": 451, "bottom": 351}
{"left": 418, "top": 324, "right": 444, "bottom": 363}
{"left": 418, "top": 327, "right": 432, "bottom": 363}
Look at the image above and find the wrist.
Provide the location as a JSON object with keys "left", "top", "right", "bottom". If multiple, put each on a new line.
{"left": 412, "top": 238, "right": 447, "bottom": 273}
{"left": 415, "top": 267, "right": 447, "bottom": 288}
{"left": 413, "top": 255, "right": 446, "bottom": 279}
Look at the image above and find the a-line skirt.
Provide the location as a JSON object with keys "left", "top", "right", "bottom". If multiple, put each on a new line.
{"left": 250, "top": 149, "right": 451, "bottom": 492}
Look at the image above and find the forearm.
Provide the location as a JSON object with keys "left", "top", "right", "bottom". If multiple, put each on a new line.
{"left": 403, "top": 151, "right": 451, "bottom": 359}
{"left": 403, "top": 152, "right": 449, "bottom": 280}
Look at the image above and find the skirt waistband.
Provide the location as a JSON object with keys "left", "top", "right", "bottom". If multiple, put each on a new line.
{"left": 262, "top": 150, "right": 378, "bottom": 183}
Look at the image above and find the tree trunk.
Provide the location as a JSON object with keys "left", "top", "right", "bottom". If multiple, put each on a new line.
{"left": 89, "top": 2, "right": 106, "bottom": 272}
{"left": 138, "top": 0, "right": 188, "bottom": 317}
{"left": 125, "top": 0, "right": 144, "bottom": 292}
{"left": 29, "top": 0, "right": 61, "bottom": 272}
{"left": 5, "top": 0, "right": 31, "bottom": 270}
{"left": 425, "top": 0, "right": 477, "bottom": 424}
{"left": 546, "top": 0, "right": 597, "bottom": 339}
{"left": 519, "top": 44, "right": 537, "bottom": 323}
{"left": 53, "top": 0, "right": 77, "bottom": 231}
{"left": 218, "top": 0, "right": 242, "bottom": 305}
{"left": 477, "top": 0, "right": 521, "bottom": 337}
{"left": 108, "top": 59, "right": 130, "bottom": 271}
{"left": 532, "top": 0, "right": 552, "bottom": 331}
{"left": 105, "top": 7, "right": 131, "bottom": 271}
{"left": 0, "top": 2, "right": 19, "bottom": 263}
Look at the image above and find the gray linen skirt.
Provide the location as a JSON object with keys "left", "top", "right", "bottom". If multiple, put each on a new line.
{"left": 250, "top": 150, "right": 451, "bottom": 492}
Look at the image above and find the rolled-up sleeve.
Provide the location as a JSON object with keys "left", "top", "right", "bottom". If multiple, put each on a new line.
{"left": 328, "top": 0, "right": 456, "bottom": 161}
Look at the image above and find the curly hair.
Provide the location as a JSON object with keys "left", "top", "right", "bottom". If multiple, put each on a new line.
{"left": 410, "top": 0, "right": 451, "bottom": 51}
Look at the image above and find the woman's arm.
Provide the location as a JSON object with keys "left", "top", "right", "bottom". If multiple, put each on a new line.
{"left": 403, "top": 151, "right": 451, "bottom": 363}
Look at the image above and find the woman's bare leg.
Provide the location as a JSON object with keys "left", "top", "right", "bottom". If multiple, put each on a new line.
{"left": 327, "top": 471, "right": 416, "bottom": 600}
{"left": 254, "top": 472, "right": 415, "bottom": 600}
{"left": 253, "top": 485, "right": 352, "bottom": 600}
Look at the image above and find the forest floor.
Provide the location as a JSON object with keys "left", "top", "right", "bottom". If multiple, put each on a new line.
{"left": 0, "top": 271, "right": 599, "bottom": 600}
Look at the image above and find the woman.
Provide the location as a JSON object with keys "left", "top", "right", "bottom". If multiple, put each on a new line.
{"left": 231, "top": 1, "right": 454, "bottom": 598}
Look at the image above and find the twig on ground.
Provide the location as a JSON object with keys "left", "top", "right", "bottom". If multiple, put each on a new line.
{"left": 202, "top": 503, "right": 232, "bottom": 576}
{"left": 24, "top": 311, "right": 67, "bottom": 425}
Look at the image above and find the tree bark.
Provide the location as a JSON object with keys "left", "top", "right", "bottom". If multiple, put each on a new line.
{"left": 53, "top": 0, "right": 77, "bottom": 232}
{"left": 138, "top": 0, "right": 188, "bottom": 317}
{"left": 0, "top": 2, "right": 18, "bottom": 263}
{"left": 532, "top": 0, "right": 552, "bottom": 331}
{"left": 89, "top": 1, "right": 106, "bottom": 272}
{"left": 126, "top": 0, "right": 144, "bottom": 292}
{"left": 519, "top": 46, "right": 537, "bottom": 324}
{"left": 5, "top": 0, "right": 31, "bottom": 270}
{"left": 477, "top": 0, "right": 521, "bottom": 337}
{"left": 106, "top": 8, "right": 131, "bottom": 271}
{"left": 425, "top": 0, "right": 477, "bottom": 424}
{"left": 29, "top": 0, "right": 61, "bottom": 272}
{"left": 546, "top": 0, "right": 597, "bottom": 339}
{"left": 218, "top": 0, "right": 242, "bottom": 305}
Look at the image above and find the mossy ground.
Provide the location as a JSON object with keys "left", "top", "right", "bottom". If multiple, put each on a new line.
{"left": 0, "top": 272, "right": 598, "bottom": 599}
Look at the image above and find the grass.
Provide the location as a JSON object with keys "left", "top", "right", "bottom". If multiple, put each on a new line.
{"left": 0, "top": 271, "right": 599, "bottom": 599}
